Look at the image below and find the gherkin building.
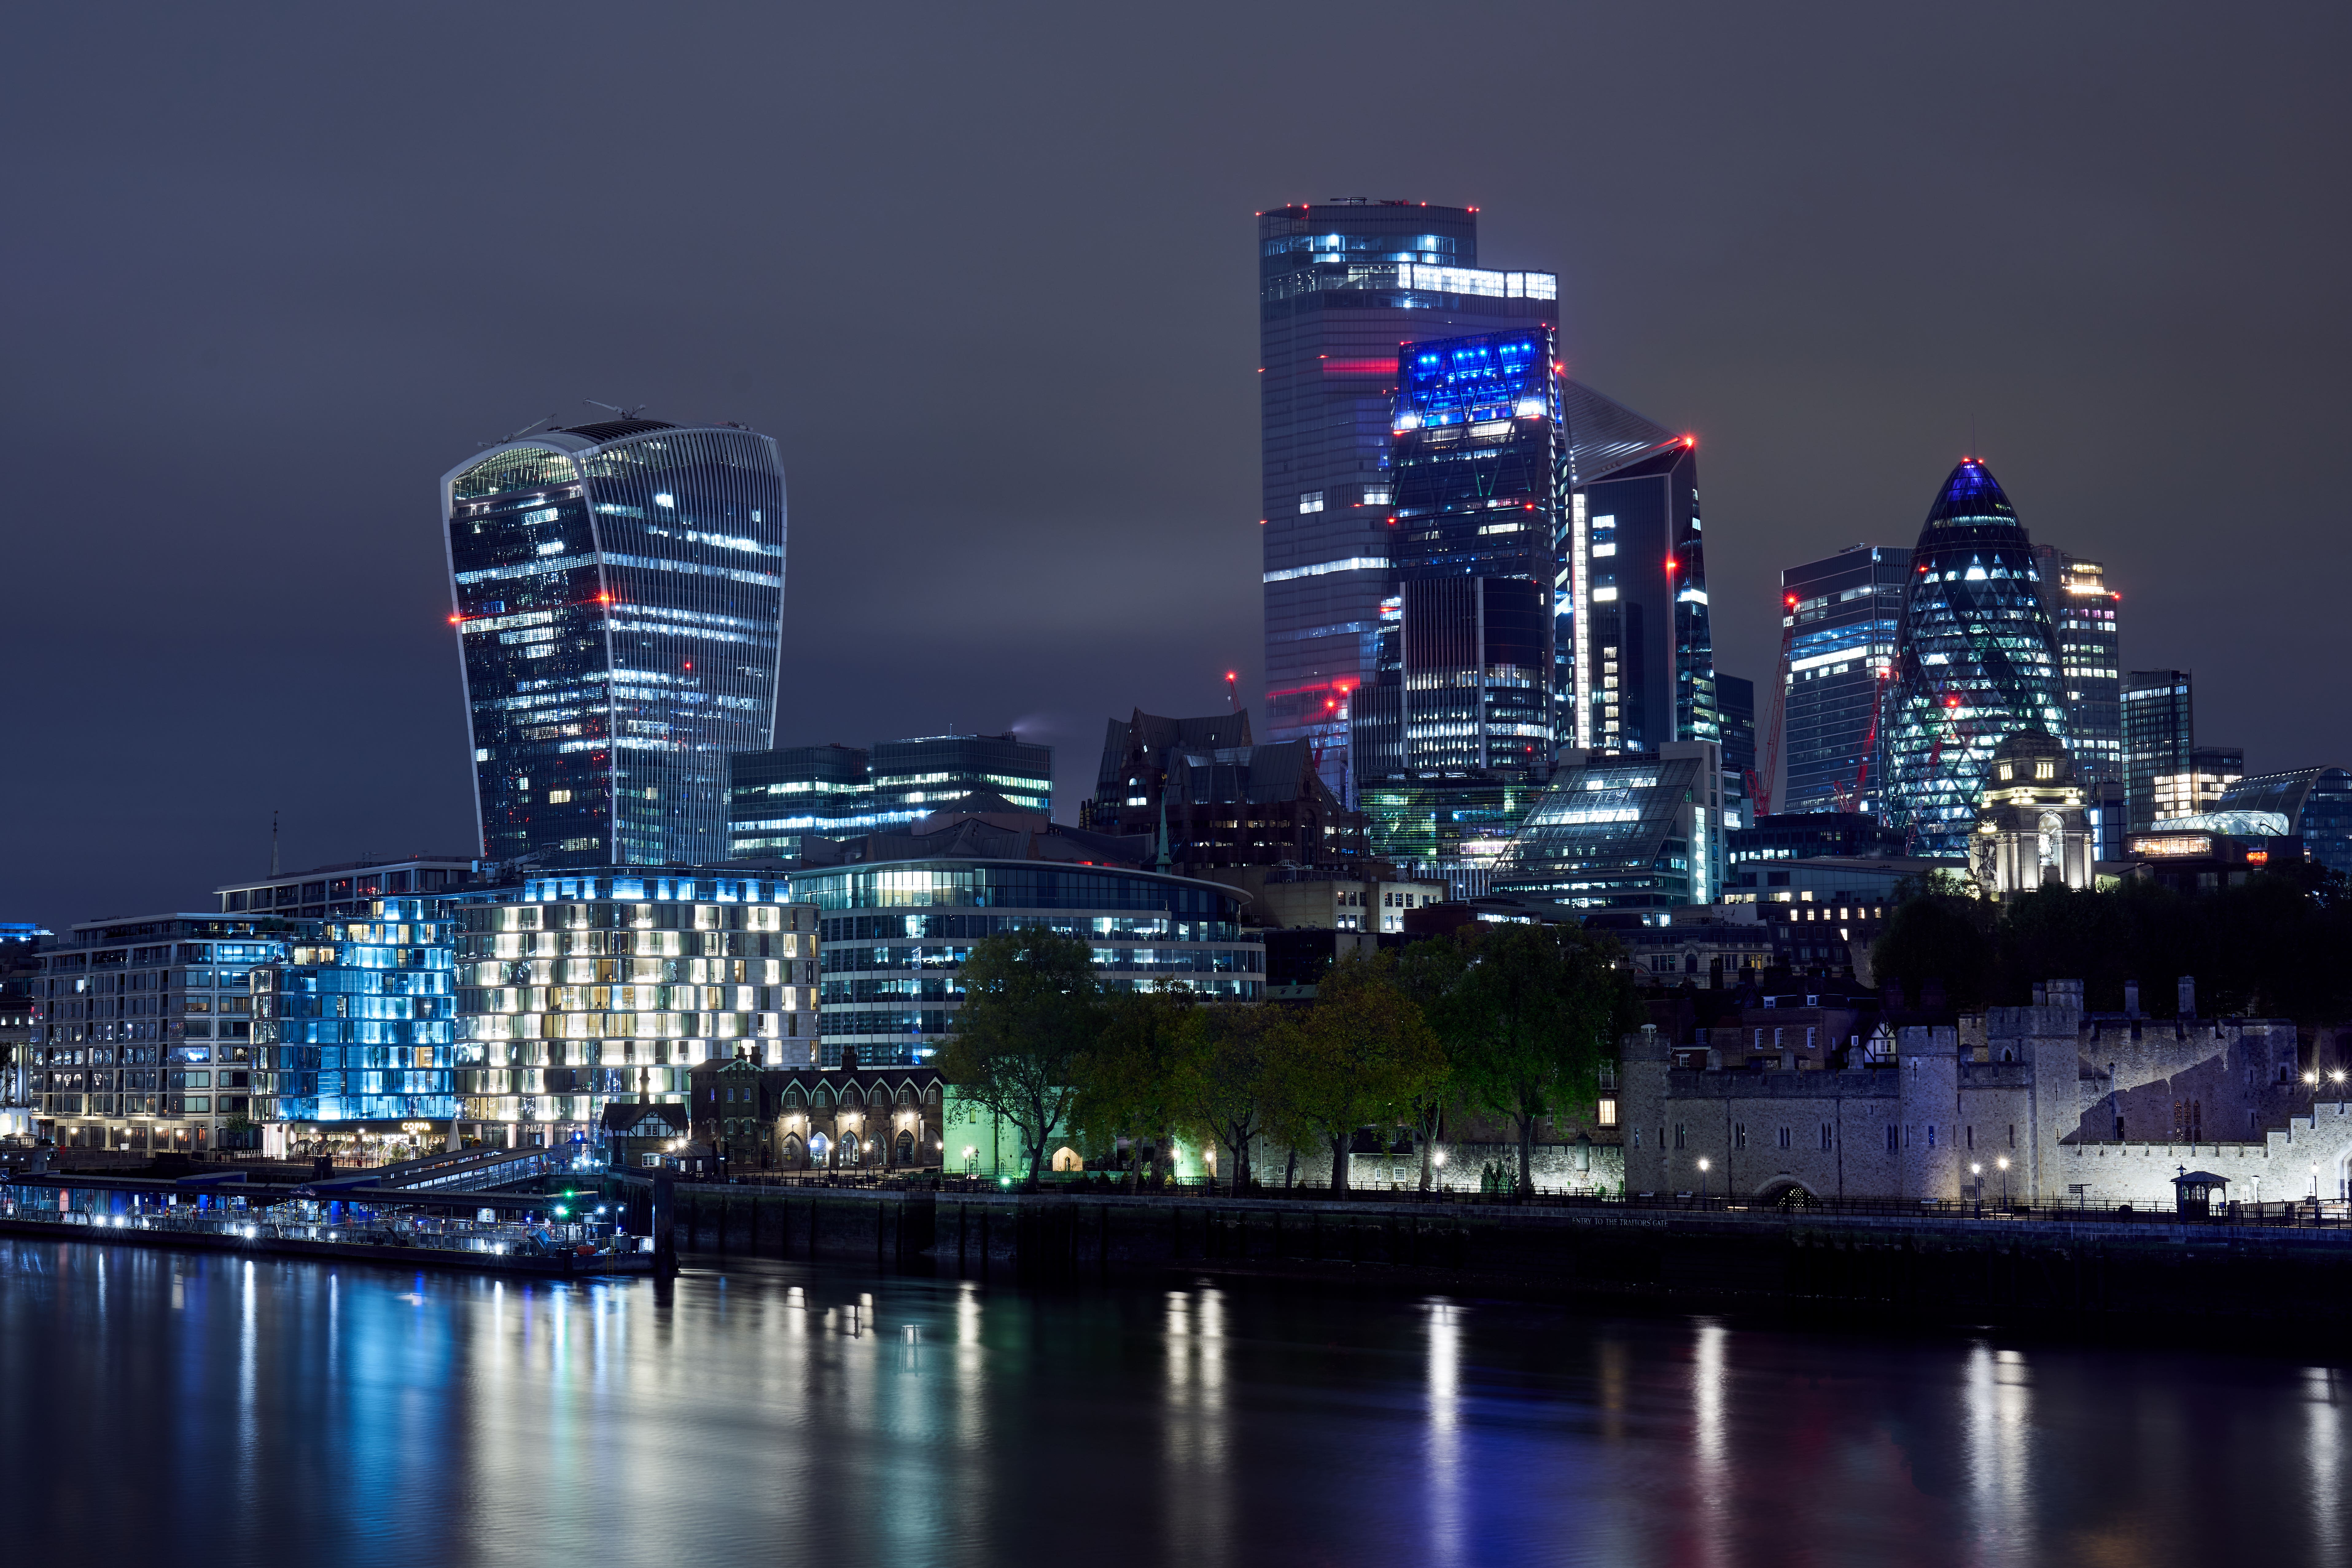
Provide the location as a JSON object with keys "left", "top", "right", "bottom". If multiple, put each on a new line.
{"left": 1882, "top": 458, "right": 2069, "bottom": 855}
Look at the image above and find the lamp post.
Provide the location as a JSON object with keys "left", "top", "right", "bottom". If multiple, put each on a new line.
{"left": 1996, "top": 1155, "right": 2010, "bottom": 1210}
{"left": 1696, "top": 1156, "right": 1710, "bottom": 1205}
{"left": 1971, "top": 1161, "right": 1983, "bottom": 1218}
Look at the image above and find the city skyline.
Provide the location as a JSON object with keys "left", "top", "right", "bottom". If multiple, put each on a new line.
{"left": 6, "top": 6, "right": 2348, "bottom": 928}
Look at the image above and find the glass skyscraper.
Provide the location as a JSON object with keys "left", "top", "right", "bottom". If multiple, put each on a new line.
{"left": 2122, "top": 669, "right": 2195, "bottom": 832}
{"left": 1882, "top": 459, "right": 2069, "bottom": 855}
{"left": 1779, "top": 544, "right": 1910, "bottom": 817}
{"left": 2035, "top": 550, "right": 2122, "bottom": 789}
{"left": 1256, "top": 200, "right": 1557, "bottom": 788}
{"left": 442, "top": 419, "right": 788, "bottom": 870}
{"left": 1563, "top": 383, "right": 1716, "bottom": 759}
{"left": 1353, "top": 329, "right": 1562, "bottom": 780}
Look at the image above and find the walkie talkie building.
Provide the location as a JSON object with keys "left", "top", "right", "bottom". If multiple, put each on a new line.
{"left": 1882, "top": 458, "right": 2069, "bottom": 855}
{"left": 442, "top": 420, "right": 788, "bottom": 870}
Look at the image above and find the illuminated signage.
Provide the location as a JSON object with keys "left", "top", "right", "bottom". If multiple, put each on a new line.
{"left": 2128, "top": 835, "right": 2212, "bottom": 859}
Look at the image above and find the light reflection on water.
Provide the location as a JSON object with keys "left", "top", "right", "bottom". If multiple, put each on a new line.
{"left": 0, "top": 1237, "right": 2342, "bottom": 1566}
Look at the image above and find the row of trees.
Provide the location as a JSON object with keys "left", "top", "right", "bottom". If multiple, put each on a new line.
{"left": 1871, "top": 864, "right": 2352, "bottom": 1022}
{"left": 939, "top": 921, "right": 1641, "bottom": 1194}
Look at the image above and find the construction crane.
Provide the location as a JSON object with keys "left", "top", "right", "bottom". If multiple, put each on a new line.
{"left": 1829, "top": 664, "right": 1894, "bottom": 814}
{"left": 1745, "top": 592, "right": 1800, "bottom": 815}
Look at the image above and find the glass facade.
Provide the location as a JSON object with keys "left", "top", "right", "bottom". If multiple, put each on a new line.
{"left": 797, "top": 861, "right": 1261, "bottom": 1068}
{"left": 1354, "top": 329, "right": 1562, "bottom": 781}
{"left": 1358, "top": 778, "right": 1547, "bottom": 899}
{"left": 2213, "top": 767, "right": 2352, "bottom": 877}
{"left": 1717, "top": 673, "right": 1755, "bottom": 827}
{"left": 28, "top": 916, "right": 291, "bottom": 1150}
{"left": 442, "top": 421, "right": 787, "bottom": 870}
{"left": 727, "top": 733, "right": 1052, "bottom": 861}
{"left": 728, "top": 744, "right": 875, "bottom": 859}
{"left": 1882, "top": 460, "right": 2068, "bottom": 855}
{"left": 2122, "top": 669, "right": 2195, "bottom": 833}
{"left": 1492, "top": 743, "right": 1723, "bottom": 909}
{"left": 254, "top": 898, "right": 456, "bottom": 1127}
{"left": 1779, "top": 545, "right": 1910, "bottom": 817}
{"left": 868, "top": 733, "right": 1052, "bottom": 827}
{"left": 2152, "top": 746, "right": 2244, "bottom": 824}
{"left": 1256, "top": 201, "right": 1557, "bottom": 790}
{"left": 1565, "top": 385, "right": 1715, "bottom": 759}
{"left": 451, "top": 874, "right": 818, "bottom": 1142}
{"left": 2036, "top": 551, "right": 2123, "bottom": 789}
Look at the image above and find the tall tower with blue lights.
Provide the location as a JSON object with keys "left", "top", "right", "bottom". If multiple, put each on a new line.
{"left": 1882, "top": 458, "right": 2070, "bottom": 855}
{"left": 1256, "top": 200, "right": 1557, "bottom": 796}
{"left": 442, "top": 419, "right": 788, "bottom": 870}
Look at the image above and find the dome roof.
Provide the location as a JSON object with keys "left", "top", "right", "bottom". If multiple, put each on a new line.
{"left": 1924, "top": 458, "right": 2018, "bottom": 528}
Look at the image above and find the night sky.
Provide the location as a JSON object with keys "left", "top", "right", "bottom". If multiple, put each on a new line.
{"left": 5, "top": 3, "right": 2345, "bottom": 931}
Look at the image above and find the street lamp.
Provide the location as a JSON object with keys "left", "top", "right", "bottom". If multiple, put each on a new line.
{"left": 1996, "top": 1155, "right": 2010, "bottom": 1208}
{"left": 1696, "top": 1156, "right": 1710, "bottom": 1203}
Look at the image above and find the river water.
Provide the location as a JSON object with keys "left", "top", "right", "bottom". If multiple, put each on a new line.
{"left": 0, "top": 1237, "right": 2342, "bottom": 1566}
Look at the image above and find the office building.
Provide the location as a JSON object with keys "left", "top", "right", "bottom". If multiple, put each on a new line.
{"left": 796, "top": 803, "right": 1263, "bottom": 1068}
{"left": 450, "top": 871, "right": 819, "bottom": 1148}
{"left": 25, "top": 913, "right": 291, "bottom": 1152}
{"left": 2205, "top": 766, "right": 2352, "bottom": 877}
{"left": 1717, "top": 674, "right": 1756, "bottom": 829}
{"left": 1778, "top": 545, "right": 1909, "bottom": 817}
{"left": 1256, "top": 200, "right": 1557, "bottom": 787}
{"left": 253, "top": 897, "right": 458, "bottom": 1151}
{"left": 2122, "top": 670, "right": 2194, "bottom": 832}
{"left": 1730, "top": 812, "right": 1907, "bottom": 866}
{"left": 869, "top": 733, "right": 1051, "bottom": 828}
{"left": 217, "top": 856, "right": 478, "bottom": 920}
{"left": 1357, "top": 778, "right": 1547, "bottom": 900}
{"left": 727, "top": 733, "right": 1051, "bottom": 861}
{"left": 1882, "top": 459, "right": 2069, "bottom": 855}
{"left": 1563, "top": 383, "right": 1716, "bottom": 758}
{"left": 2035, "top": 550, "right": 2123, "bottom": 788}
{"left": 442, "top": 418, "right": 788, "bottom": 870}
{"left": 1353, "top": 329, "right": 1564, "bottom": 782}
{"left": 1081, "top": 708, "right": 1367, "bottom": 871}
{"left": 1490, "top": 741, "right": 1724, "bottom": 909}
{"left": 727, "top": 744, "right": 874, "bottom": 860}
{"left": 2152, "top": 745, "right": 2243, "bottom": 824}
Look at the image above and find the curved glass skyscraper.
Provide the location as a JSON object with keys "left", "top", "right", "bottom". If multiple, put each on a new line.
{"left": 1883, "top": 458, "right": 2068, "bottom": 854}
{"left": 442, "top": 419, "right": 787, "bottom": 869}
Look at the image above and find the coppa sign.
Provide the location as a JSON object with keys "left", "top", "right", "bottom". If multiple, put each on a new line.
{"left": 399, "top": 1122, "right": 437, "bottom": 1134}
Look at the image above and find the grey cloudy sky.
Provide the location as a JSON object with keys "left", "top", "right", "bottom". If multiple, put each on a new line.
{"left": 3, "top": 1, "right": 2346, "bottom": 928}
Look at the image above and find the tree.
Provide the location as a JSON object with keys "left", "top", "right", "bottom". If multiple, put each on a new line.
{"left": 937, "top": 928, "right": 1102, "bottom": 1186}
{"left": 1070, "top": 982, "right": 1195, "bottom": 1189}
{"left": 1273, "top": 951, "right": 1445, "bottom": 1191}
{"left": 1434, "top": 923, "right": 1636, "bottom": 1197}
{"left": 1871, "top": 888, "right": 1996, "bottom": 1008}
{"left": 1169, "top": 1001, "right": 1292, "bottom": 1195}
{"left": 1395, "top": 936, "right": 1470, "bottom": 1189}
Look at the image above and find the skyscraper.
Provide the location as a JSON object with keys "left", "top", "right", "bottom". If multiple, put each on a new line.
{"left": 1882, "top": 459, "right": 2069, "bottom": 855}
{"left": 2034, "top": 548, "right": 2123, "bottom": 788}
{"left": 442, "top": 419, "right": 787, "bottom": 870}
{"left": 1716, "top": 673, "right": 1756, "bottom": 828}
{"left": 1561, "top": 383, "right": 1716, "bottom": 757}
{"left": 1256, "top": 200, "right": 1557, "bottom": 787}
{"left": 1353, "top": 329, "right": 1562, "bottom": 780}
{"left": 1352, "top": 329, "right": 1563, "bottom": 896}
{"left": 2122, "top": 669, "right": 2194, "bottom": 832}
{"left": 1778, "top": 544, "right": 1910, "bottom": 817}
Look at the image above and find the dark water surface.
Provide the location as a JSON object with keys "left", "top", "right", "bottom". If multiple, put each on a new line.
{"left": 0, "top": 1237, "right": 2343, "bottom": 1566}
